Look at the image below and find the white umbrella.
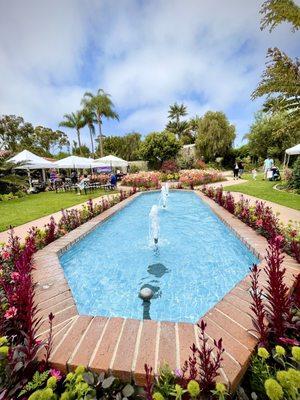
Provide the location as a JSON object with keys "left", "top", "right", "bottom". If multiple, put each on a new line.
{"left": 8, "top": 149, "right": 54, "bottom": 169}
{"left": 283, "top": 144, "right": 300, "bottom": 166}
{"left": 54, "top": 155, "right": 94, "bottom": 169}
{"left": 95, "top": 155, "right": 128, "bottom": 168}
{"left": 8, "top": 150, "right": 55, "bottom": 188}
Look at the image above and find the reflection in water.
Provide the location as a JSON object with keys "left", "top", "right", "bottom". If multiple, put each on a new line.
{"left": 142, "top": 300, "right": 151, "bottom": 320}
{"left": 139, "top": 262, "right": 170, "bottom": 320}
{"left": 147, "top": 263, "right": 170, "bottom": 278}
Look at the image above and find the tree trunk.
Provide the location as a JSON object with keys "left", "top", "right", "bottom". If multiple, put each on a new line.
{"left": 97, "top": 115, "right": 103, "bottom": 157}
{"left": 89, "top": 125, "right": 95, "bottom": 157}
{"left": 77, "top": 129, "right": 82, "bottom": 155}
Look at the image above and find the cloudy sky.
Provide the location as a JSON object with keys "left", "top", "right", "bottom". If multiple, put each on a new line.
{"left": 0, "top": 0, "right": 299, "bottom": 148}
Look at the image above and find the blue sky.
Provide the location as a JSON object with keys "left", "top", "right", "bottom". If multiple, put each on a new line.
{"left": 0, "top": 0, "right": 299, "bottom": 149}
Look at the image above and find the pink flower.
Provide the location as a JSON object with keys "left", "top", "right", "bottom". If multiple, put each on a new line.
{"left": 50, "top": 368, "right": 62, "bottom": 381}
{"left": 256, "top": 219, "right": 263, "bottom": 227}
{"left": 11, "top": 272, "right": 20, "bottom": 281}
{"left": 1, "top": 251, "right": 11, "bottom": 260}
{"left": 174, "top": 368, "right": 183, "bottom": 378}
{"left": 4, "top": 306, "right": 17, "bottom": 319}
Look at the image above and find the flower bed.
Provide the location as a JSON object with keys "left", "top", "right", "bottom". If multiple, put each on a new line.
{"left": 202, "top": 185, "right": 300, "bottom": 264}
{"left": 121, "top": 172, "right": 161, "bottom": 189}
{"left": 179, "top": 169, "right": 224, "bottom": 189}
{"left": 121, "top": 170, "right": 224, "bottom": 189}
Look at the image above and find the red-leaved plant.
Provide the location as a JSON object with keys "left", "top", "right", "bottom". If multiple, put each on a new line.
{"left": 265, "top": 235, "right": 291, "bottom": 339}
{"left": 224, "top": 191, "right": 235, "bottom": 214}
{"left": 181, "top": 320, "right": 224, "bottom": 393}
{"left": 249, "top": 264, "right": 269, "bottom": 346}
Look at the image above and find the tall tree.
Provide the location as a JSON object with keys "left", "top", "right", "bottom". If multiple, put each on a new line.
{"left": 81, "top": 89, "right": 119, "bottom": 157}
{"left": 195, "top": 111, "right": 236, "bottom": 161}
{"left": 0, "top": 115, "right": 69, "bottom": 156}
{"left": 245, "top": 111, "right": 300, "bottom": 160}
{"left": 81, "top": 108, "right": 96, "bottom": 157}
{"left": 0, "top": 157, "right": 27, "bottom": 194}
{"left": 59, "top": 111, "right": 85, "bottom": 155}
{"left": 140, "top": 131, "right": 181, "bottom": 167}
{"left": 253, "top": 1, "right": 300, "bottom": 121}
{"left": 166, "top": 102, "right": 189, "bottom": 140}
{"left": 101, "top": 132, "right": 141, "bottom": 161}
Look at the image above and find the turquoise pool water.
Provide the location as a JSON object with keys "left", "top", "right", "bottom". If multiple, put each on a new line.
{"left": 60, "top": 191, "right": 258, "bottom": 323}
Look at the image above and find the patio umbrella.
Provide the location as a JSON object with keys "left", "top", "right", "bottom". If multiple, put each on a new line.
{"left": 94, "top": 155, "right": 128, "bottom": 168}
{"left": 53, "top": 155, "right": 94, "bottom": 169}
{"left": 8, "top": 150, "right": 55, "bottom": 169}
{"left": 8, "top": 150, "right": 55, "bottom": 187}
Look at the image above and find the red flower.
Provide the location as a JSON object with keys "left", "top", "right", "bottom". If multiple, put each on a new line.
{"left": 1, "top": 251, "right": 11, "bottom": 260}
{"left": 4, "top": 306, "right": 17, "bottom": 319}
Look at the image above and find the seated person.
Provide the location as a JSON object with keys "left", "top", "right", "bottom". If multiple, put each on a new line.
{"left": 77, "top": 174, "right": 90, "bottom": 194}
{"left": 110, "top": 173, "right": 117, "bottom": 188}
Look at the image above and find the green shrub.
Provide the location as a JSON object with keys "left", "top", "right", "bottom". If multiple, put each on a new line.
{"left": 290, "top": 157, "right": 300, "bottom": 190}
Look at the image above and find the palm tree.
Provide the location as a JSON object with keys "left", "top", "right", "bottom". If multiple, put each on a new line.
{"left": 166, "top": 103, "right": 188, "bottom": 139}
{"left": 59, "top": 111, "right": 85, "bottom": 155}
{"left": 168, "top": 103, "right": 188, "bottom": 125}
{"left": 81, "top": 89, "right": 119, "bottom": 157}
{"left": 81, "top": 107, "right": 96, "bottom": 157}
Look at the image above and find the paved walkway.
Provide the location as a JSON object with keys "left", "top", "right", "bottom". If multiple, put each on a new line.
{"left": 0, "top": 192, "right": 118, "bottom": 245}
{"left": 1, "top": 179, "right": 299, "bottom": 244}
{"left": 206, "top": 177, "right": 300, "bottom": 225}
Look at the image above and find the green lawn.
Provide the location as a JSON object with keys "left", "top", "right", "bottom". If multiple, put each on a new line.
{"left": 0, "top": 189, "right": 114, "bottom": 232}
{"left": 226, "top": 174, "right": 300, "bottom": 211}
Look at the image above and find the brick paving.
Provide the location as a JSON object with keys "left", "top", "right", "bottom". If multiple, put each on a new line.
{"left": 33, "top": 190, "right": 299, "bottom": 391}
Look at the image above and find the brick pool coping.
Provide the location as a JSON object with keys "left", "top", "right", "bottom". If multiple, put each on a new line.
{"left": 33, "top": 190, "right": 300, "bottom": 391}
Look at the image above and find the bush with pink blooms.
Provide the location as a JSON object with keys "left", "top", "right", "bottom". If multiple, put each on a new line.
{"left": 121, "top": 171, "right": 161, "bottom": 188}
{"left": 179, "top": 169, "right": 224, "bottom": 189}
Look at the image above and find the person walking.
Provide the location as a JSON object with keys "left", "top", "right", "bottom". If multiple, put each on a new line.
{"left": 238, "top": 161, "right": 244, "bottom": 178}
{"left": 263, "top": 155, "right": 274, "bottom": 180}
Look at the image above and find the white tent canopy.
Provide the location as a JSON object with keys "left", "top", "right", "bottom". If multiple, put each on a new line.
{"left": 54, "top": 155, "right": 95, "bottom": 169}
{"left": 8, "top": 150, "right": 54, "bottom": 169}
{"left": 284, "top": 144, "right": 300, "bottom": 166}
{"left": 93, "top": 155, "right": 128, "bottom": 168}
{"left": 286, "top": 144, "right": 300, "bottom": 155}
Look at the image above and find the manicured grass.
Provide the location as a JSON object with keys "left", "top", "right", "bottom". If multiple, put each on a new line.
{"left": 0, "top": 189, "right": 114, "bottom": 232}
{"left": 226, "top": 174, "right": 300, "bottom": 211}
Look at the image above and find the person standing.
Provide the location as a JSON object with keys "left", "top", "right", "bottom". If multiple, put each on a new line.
{"left": 233, "top": 160, "right": 239, "bottom": 180}
{"left": 263, "top": 155, "right": 274, "bottom": 180}
{"left": 238, "top": 161, "right": 244, "bottom": 178}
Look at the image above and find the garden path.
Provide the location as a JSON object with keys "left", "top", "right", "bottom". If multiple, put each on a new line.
{"left": 206, "top": 178, "right": 300, "bottom": 224}
{"left": 0, "top": 192, "right": 118, "bottom": 245}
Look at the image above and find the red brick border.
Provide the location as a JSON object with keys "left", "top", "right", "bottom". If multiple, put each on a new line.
{"left": 33, "top": 190, "right": 299, "bottom": 391}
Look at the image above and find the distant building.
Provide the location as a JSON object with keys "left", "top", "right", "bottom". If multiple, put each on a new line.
{"left": 181, "top": 144, "right": 196, "bottom": 157}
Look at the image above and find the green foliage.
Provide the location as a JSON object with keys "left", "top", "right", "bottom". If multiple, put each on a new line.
{"left": 0, "top": 115, "right": 69, "bottom": 156}
{"left": 81, "top": 89, "right": 119, "bottom": 157}
{"left": 18, "top": 371, "right": 50, "bottom": 397}
{"left": 155, "top": 363, "right": 176, "bottom": 398}
{"left": 0, "top": 157, "right": 27, "bottom": 194}
{"left": 249, "top": 345, "right": 300, "bottom": 400}
{"left": 289, "top": 157, "right": 300, "bottom": 190}
{"left": 140, "top": 131, "right": 181, "bottom": 167}
{"left": 246, "top": 112, "right": 300, "bottom": 160}
{"left": 72, "top": 144, "right": 91, "bottom": 157}
{"left": 260, "top": 0, "right": 300, "bottom": 32}
{"left": 0, "top": 337, "right": 8, "bottom": 387}
{"left": 101, "top": 132, "right": 142, "bottom": 161}
{"left": 166, "top": 103, "right": 195, "bottom": 144}
{"left": 195, "top": 111, "right": 236, "bottom": 162}
{"left": 59, "top": 111, "right": 86, "bottom": 150}
{"left": 252, "top": 48, "right": 300, "bottom": 119}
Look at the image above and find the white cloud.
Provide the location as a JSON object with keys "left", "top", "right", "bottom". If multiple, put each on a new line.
{"left": 0, "top": 0, "right": 299, "bottom": 147}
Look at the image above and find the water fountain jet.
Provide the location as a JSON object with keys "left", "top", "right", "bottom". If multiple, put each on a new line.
{"left": 149, "top": 205, "right": 159, "bottom": 245}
